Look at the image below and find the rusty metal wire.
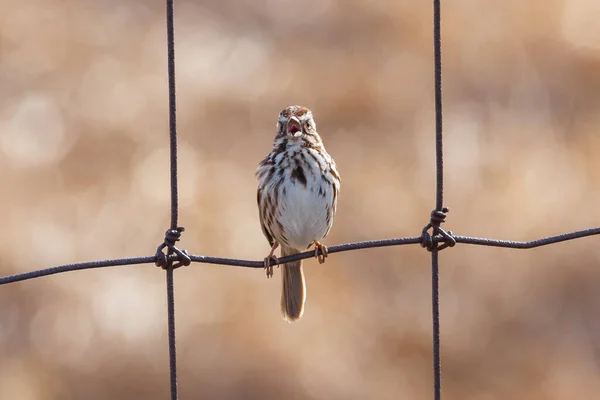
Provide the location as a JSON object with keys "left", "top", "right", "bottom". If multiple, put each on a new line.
{"left": 0, "top": 257, "right": 156, "bottom": 284}
{"left": 161, "top": 0, "right": 184, "bottom": 399}
{"left": 1, "top": 228, "right": 598, "bottom": 284}
{"left": 2, "top": 229, "right": 599, "bottom": 285}
{"left": 0, "top": 0, "right": 599, "bottom": 399}
{"left": 430, "top": 1, "right": 445, "bottom": 397}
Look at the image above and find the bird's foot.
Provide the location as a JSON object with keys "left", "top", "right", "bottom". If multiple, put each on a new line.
{"left": 313, "top": 240, "right": 328, "bottom": 264}
{"left": 263, "top": 255, "right": 279, "bottom": 278}
{"left": 264, "top": 241, "right": 280, "bottom": 278}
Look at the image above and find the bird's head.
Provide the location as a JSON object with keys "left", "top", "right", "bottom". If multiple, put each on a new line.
{"left": 275, "top": 105, "right": 321, "bottom": 146}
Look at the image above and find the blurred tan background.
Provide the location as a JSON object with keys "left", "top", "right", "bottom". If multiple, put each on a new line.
{"left": 1, "top": 0, "right": 600, "bottom": 399}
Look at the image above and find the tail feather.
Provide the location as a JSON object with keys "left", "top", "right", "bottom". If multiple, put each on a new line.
{"left": 280, "top": 246, "right": 306, "bottom": 322}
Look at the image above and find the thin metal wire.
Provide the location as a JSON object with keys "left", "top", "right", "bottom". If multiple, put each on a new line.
{"left": 0, "top": 257, "right": 155, "bottom": 285}
{"left": 0, "top": 226, "right": 596, "bottom": 285}
{"left": 454, "top": 228, "right": 600, "bottom": 248}
{"left": 434, "top": 0, "right": 444, "bottom": 214}
{"left": 188, "top": 228, "right": 600, "bottom": 268}
{"left": 189, "top": 237, "right": 422, "bottom": 268}
{"left": 165, "top": 0, "right": 179, "bottom": 399}
{"left": 431, "top": 248, "right": 441, "bottom": 400}
{"left": 167, "top": 0, "right": 179, "bottom": 232}
{"left": 166, "top": 267, "right": 177, "bottom": 399}
{"left": 2, "top": 228, "right": 599, "bottom": 286}
{"left": 432, "top": 0, "right": 444, "bottom": 398}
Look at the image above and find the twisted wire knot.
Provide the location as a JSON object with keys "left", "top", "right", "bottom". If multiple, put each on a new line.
{"left": 420, "top": 207, "right": 456, "bottom": 252}
{"left": 155, "top": 227, "right": 191, "bottom": 269}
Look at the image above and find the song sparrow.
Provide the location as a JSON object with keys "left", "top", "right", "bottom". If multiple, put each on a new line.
{"left": 256, "top": 105, "right": 340, "bottom": 322}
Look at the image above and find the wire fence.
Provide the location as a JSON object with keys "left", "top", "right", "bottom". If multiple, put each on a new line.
{"left": 1, "top": 1, "right": 599, "bottom": 399}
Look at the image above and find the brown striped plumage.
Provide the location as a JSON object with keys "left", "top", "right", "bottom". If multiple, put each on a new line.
{"left": 256, "top": 105, "right": 340, "bottom": 322}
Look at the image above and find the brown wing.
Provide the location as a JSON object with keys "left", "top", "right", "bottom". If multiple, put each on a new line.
{"left": 257, "top": 187, "right": 275, "bottom": 246}
{"left": 322, "top": 157, "right": 340, "bottom": 239}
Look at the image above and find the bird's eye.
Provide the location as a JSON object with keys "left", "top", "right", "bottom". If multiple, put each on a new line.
{"left": 305, "top": 121, "right": 312, "bottom": 130}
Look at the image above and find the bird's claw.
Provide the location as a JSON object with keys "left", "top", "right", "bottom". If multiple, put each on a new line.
{"left": 264, "top": 255, "right": 279, "bottom": 278}
{"left": 313, "top": 241, "right": 328, "bottom": 264}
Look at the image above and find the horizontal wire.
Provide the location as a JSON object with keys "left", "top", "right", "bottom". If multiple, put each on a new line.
{"left": 0, "top": 256, "right": 156, "bottom": 285}
{"left": 0, "top": 226, "right": 598, "bottom": 285}
{"left": 189, "top": 226, "right": 600, "bottom": 268}
{"left": 454, "top": 227, "right": 600, "bottom": 248}
{"left": 189, "top": 237, "right": 422, "bottom": 268}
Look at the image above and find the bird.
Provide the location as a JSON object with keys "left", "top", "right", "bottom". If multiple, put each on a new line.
{"left": 256, "top": 105, "right": 340, "bottom": 321}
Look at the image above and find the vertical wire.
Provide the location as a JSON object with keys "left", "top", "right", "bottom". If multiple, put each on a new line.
{"left": 166, "top": 267, "right": 178, "bottom": 399}
{"left": 432, "top": 0, "right": 443, "bottom": 398}
{"left": 166, "top": 0, "right": 179, "bottom": 399}
{"left": 167, "top": 0, "right": 179, "bottom": 231}
{"left": 431, "top": 248, "right": 441, "bottom": 400}
{"left": 434, "top": 0, "right": 444, "bottom": 212}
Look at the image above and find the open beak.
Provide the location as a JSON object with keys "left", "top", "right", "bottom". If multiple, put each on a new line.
{"left": 287, "top": 117, "right": 302, "bottom": 137}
